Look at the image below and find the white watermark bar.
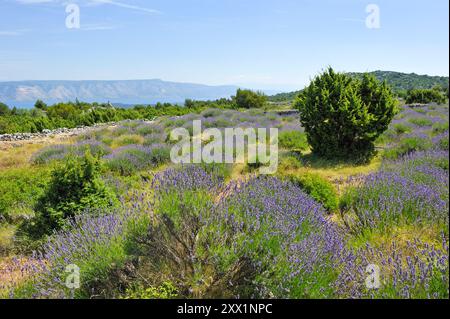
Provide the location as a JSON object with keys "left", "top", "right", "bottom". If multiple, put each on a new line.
{"left": 170, "top": 120, "right": 279, "bottom": 174}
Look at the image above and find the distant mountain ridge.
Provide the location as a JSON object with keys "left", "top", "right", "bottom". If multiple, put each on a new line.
{"left": 268, "top": 71, "right": 449, "bottom": 102}
{"left": 2, "top": 71, "right": 448, "bottom": 107}
{"left": 0, "top": 79, "right": 239, "bottom": 108}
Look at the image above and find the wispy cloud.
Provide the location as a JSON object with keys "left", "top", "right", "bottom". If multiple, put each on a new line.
{"left": 87, "top": 0, "right": 161, "bottom": 14}
{"left": 338, "top": 18, "right": 366, "bottom": 23}
{"left": 0, "top": 29, "right": 29, "bottom": 36}
{"left": 80, "top": 23, "right": 118, "bottom": 31}
{"left": 15, "top": 0, "right": 54, "bottom": 3}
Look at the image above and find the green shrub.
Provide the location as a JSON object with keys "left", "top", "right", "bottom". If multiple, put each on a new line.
{"left": 234, "top": 89, "right": 267, "bottom": 109}
{"left": 278, "top": 130, "right": 309, "bottom": 151}
{"left": 0, "top": 102, "right": 10, "bottom": 115}
{"left": 289, "top": 173, "right": 339, "bottom": 212}
{"left": 406, "top": 88, "right": 447, "bottom": 104}
{"left": 295, "top": 68, "right": 397, "bottom": 161}
{"left": 27, "top": 151, "right": 118, "bottom": 237}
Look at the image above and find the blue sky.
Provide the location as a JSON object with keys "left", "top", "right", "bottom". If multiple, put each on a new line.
{"left": 0, "top": 0, "right": 448, "bottom": 91}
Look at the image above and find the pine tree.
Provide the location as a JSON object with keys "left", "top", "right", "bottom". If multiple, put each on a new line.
{"left": 295, "top": 67, "right": 397, "bottom": 161}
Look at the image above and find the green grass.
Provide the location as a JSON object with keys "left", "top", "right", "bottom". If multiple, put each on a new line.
{"left": 432, "top": 121, "right": 449, "bottom": 135}
{"left": 111, "top": 134, "right": 144, "bottom": 148}
{"left": 287, "top": 172, "right": 339, "bottom": 213}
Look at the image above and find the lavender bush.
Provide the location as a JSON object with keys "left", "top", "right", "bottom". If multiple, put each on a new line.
{"left": 335, "top": 236, "right": 449, "bottom": 299}
{"left": 104, "top": 144, "right": 170, "bottom": 175}
{"left": 342, "top": 149, "right": 449, "bottom": 236}
{"left": 211, "top": 176, "right": 344, "bottom": 298}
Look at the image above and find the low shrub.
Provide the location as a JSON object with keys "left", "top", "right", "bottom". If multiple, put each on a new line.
{"left": 104, "top": 144, "right": 171, "bottom": 176}
{"left": 278, "top": 130, "right": 309, "bottom": 151}
{"left": 31, "top": 145, "right": 72, "bottom": 165}
{"left": 0, "top": 167, "right": 50, "bottom": 222}
{"left": 408, "top": 117, "right": 433, "bottom": 127}
{"left": 406, "top": 88, "right": 447, "bottom": 105}
{"left": 25, "top": 152, "right": 118, "bottom": 238}
{"left": 234, "top": 89, "right": 267, "bottom": 109}
{"left": 105, "top": 156, "right": 139, "bottom": 176}
{"left": 75, "top": 140, "right": 112, "bottom": 157}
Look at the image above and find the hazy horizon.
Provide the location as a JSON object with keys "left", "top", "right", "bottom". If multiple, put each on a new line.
{"left": 0, "top": 68, "right": 448, "bottom": 93}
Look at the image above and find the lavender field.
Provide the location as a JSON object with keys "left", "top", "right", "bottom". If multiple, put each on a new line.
{"left": 0, "top": 102, "right": 448, "bottom": 299}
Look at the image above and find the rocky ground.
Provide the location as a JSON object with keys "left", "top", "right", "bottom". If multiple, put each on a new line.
{"left": 0, "top": 119, "right": 161, "bottom": 143}
{"left": 0, "top": 123, "right": 116, "bottom": 142}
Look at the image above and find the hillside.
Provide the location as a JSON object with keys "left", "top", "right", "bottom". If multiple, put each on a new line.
{"left": 348, "top": 70, "right": 449, "bottom": 92}
{"left": 0, "top": 79, "right": 239, "bottom": 108}
{"left": 268, "top": 71, "right": 449, "bottom": 102}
